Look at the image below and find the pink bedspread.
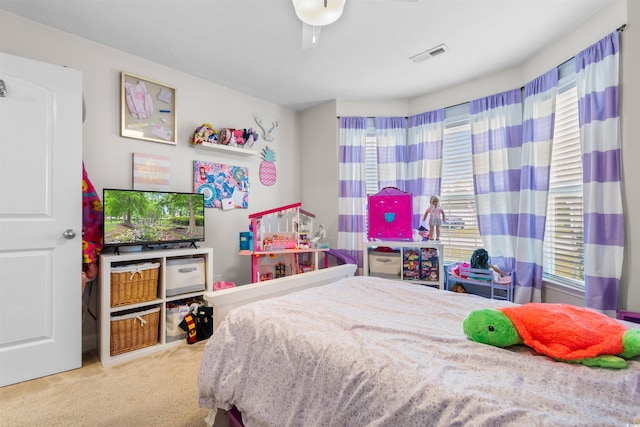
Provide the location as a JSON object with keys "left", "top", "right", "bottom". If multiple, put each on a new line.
{"left": 198, "top": 276, "right": 640, "bottom": 426}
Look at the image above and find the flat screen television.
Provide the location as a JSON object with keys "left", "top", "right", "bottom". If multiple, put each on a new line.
{"left": 103, "top": 189, "right": 205, "bottom": 250}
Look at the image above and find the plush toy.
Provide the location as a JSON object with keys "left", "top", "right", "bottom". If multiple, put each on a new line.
{"left": 191, "top": 123, "right": 218, "bottom": 145}
{"left": 463, "top": 303, "right": 640, "bottom": 369}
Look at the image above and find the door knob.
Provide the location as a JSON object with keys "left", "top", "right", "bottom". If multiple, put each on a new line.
{"left": 62, "top": 229, "right": 77, "bottom": 239}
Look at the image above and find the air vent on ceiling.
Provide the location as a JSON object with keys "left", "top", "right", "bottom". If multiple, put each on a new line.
{"left": 409, "top": 43, "right": 450, "bottom": 64}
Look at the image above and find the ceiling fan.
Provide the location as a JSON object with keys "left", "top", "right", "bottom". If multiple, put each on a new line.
{"left": 293, "top": 0, "right": 417, "bottom": 50}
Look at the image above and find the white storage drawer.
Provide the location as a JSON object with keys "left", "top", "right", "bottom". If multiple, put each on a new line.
{"left": 166, "top": 257, "right": 206, "bottom": 296}
{"left": 368, "top": 251, "right": 401, "bottom": 276}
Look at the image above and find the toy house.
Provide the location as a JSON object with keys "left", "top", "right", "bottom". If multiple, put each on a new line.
{"left": 243, "top": 203, "right": 326, "bottom": 282}
{"left": 368, "top": 187, "right": 413, "bottom": 240}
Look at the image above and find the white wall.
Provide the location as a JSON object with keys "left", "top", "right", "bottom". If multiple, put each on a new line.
{"left": 299, "top": 101, "right": 340, "bottom": 248}
{"left": 618, "top": 0, "right": 640, "bottom": 312}
{"left": 0, "top": 10, "right": 301, "bottom": 289}
{"left": 407, "top": 67, "right": 523, "bottom": 115}
{"left": 337, "top": 99, "right": 409, "bottom": 118}
{"left": 1, "top": 11, "right": 303, "bottom": 349}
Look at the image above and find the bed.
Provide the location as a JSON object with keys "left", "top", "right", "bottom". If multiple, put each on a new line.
{"left": 198, "top": 267, "right": 640, "bottom": 426}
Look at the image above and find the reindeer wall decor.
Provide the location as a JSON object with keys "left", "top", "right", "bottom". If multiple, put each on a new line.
{"left": 253, "top": 112, "right": 280, "bottom": 142}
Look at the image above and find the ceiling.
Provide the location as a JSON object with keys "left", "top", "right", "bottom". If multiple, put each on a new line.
{"left": 0, "top": 0, "right": 613, "bottom": 111}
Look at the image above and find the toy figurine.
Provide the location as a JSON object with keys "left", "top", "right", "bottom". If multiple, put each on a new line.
{"left": 422, "top": 195, "right": 445, "bottom": 241}
{"left": 311, "top": 224, "right": 326, "bottom": 243}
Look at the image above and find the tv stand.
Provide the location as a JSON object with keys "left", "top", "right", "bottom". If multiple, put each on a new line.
{"left": 113, "top": 245, "right": 143, "bottom": 255}
{"left": 98, "top": 246, "right": 214, "bottom": 366}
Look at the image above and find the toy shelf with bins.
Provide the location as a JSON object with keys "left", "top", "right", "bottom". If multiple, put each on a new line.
{"left": 98, "top": 246, "right": 213, "bottom": 366}
{"left": 362, "top": 241, "right": 444, "bottom": 290}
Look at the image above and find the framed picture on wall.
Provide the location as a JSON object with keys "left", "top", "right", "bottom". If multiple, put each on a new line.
{"left": 120, "top": 72, "right": 176, "bottom": 145}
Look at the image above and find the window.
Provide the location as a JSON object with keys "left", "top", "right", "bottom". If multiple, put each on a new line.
{"left": 363, "top": 108, "right": 483, "bottom": 263}
{"left": 440, "top": 104, "right": 483, "bottom": 262}
{"left": 364, "top": 118, "right": 379, "bottom": 195}
{"left": 363, "top": 119, "right": 379, "bottom": 232}
{"left": 362, "top": 68, "right": 586, "bottom": 280}
{"left": 543, "top": 66, "right": 584, "bottom": 286}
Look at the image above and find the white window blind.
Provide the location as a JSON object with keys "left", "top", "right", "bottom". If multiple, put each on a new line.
{"left": 364, "top": 118, "right": 379, "bottom": 195}
{"left": 364, "top": 137, "right": 379, "bottom": 195}
{"left": 440, "top": 105, "right": 483, "bottom": 262}
{"left": 543, "top": 74, "right": 584, "bottom": 286}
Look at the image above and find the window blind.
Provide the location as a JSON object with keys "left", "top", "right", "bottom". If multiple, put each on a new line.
{"left": 543, "top": 76, "right": 584, "bottom": 286}
{"left": 441, "top": 106, "right": 483, "bottom": 262}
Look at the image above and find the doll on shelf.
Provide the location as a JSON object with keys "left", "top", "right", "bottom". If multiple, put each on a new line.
{"left": 422, "top": 196, "right": 446, "bottom": 241}
{"left": 311, "top": 224, "right": 327, "bottom": 243}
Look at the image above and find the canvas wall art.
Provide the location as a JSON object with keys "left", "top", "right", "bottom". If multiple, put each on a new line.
{"left": 132, "top": 153, "right": 170, "bottom": 190}
{"left": 193, "top": 160, "right": 249, "bottom": 209}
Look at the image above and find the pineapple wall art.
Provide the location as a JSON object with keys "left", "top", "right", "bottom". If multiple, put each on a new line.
{"left": 259, "top": 146, "right": 277, "bottom": 186}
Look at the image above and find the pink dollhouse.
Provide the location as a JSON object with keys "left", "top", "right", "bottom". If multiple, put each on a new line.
{"left": 243, "top": 203, "right": 327, "bottom": 282}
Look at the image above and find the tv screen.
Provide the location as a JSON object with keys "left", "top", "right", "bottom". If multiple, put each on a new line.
{"left": 103, "top": 189, "right": 205, "bottom": 249}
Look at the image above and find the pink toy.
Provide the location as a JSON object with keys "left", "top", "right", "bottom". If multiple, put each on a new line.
{"left": 233, "top": 129, "right": 244, "bottom": 145}
{"left": 367, "top": 187, "right": 413, "bottom": 240}
{"left": 214, "top": 281, "right": 236, "bottom": 291}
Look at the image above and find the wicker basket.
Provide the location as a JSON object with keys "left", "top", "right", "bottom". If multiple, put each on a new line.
{"left": 110, "top": 262, "right": 160, "bottom": 307}
{"left": 110, "top": 307, "right": 160, "bottom": 356}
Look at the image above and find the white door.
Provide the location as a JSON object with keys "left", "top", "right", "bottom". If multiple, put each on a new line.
{"left": 0, "top": 52, "right": 82, "bottom": 386}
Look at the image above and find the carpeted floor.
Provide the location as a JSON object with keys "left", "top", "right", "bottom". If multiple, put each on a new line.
{"left": 0, "top": 341, "right": 227, "bottom": 427}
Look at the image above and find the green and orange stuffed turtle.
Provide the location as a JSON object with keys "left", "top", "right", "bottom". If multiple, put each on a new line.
{"left": 463, "top": 303, "right": 640, "bottom": 369}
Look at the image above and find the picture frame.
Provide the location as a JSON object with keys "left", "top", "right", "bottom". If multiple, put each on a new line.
{"left": 120, "top": 72, "right": 176, "bottom": 145}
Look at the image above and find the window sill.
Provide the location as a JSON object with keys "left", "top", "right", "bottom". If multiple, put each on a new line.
{"left": 542, "top": 277, "right": 585, "bottom": 300}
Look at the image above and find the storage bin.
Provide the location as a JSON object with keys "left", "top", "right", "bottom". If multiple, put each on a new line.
{"left": 110, "top": 306, "right": 160, "bottom": 355}
{"left": 110, "top": 262, "right": 160, "bottom": 307}
{"left": 166, "top": 257, "right": 206, "bottom": 296}
{"left": 368, "top": 250, "right": 401, "bottom": 276}
{"left": 166, "top": 302, "right": 191, "bottom": 343}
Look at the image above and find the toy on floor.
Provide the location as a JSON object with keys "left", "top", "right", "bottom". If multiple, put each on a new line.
{"left": 463, "top": 303, "right": 640, "bottom": 369}
{"left": 450, "top": 283, "right": 467, "bottom": 293}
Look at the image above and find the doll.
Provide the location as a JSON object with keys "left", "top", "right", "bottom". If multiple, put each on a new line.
{"left": 422, "top": 195, "right": 446, "bottom": 241}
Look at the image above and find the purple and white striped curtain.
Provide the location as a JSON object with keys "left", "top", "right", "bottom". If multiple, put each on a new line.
{"left": 470, "top": 89, "right": 522, "bottom": 275}
{"left": 374, "top": 117, "right": 407, "bottom": 190}
{"left": 407, "top": 110, "right": 445, "bottom": 226}
{"left": 338, "top": 117, "right": 368, "bottom": 271}
{"left": 515, "top": 70, "right": 558, "bottom": 304}
{"left": 576, "top": 31, "right": 623, "bottom": 316}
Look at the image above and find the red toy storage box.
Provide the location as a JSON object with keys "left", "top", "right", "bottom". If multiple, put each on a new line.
{"left": 367, "top": 187, "right": 413, "bottom": 240}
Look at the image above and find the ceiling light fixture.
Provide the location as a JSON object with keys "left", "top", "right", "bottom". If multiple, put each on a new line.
{"left": 293, "top": 0, "right": 346, "bottom": 27}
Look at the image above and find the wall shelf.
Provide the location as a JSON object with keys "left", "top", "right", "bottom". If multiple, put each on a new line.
{"left": 194, "top": 142, "right": 257, "bottom": 156}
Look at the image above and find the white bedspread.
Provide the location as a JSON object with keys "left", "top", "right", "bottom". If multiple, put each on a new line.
{"left": 198, "top": 276, "right": 640, "bottom": 426}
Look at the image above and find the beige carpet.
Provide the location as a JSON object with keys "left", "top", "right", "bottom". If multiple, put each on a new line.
{"left": 0, "top": 341, "right": 228, "bottom": 427}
